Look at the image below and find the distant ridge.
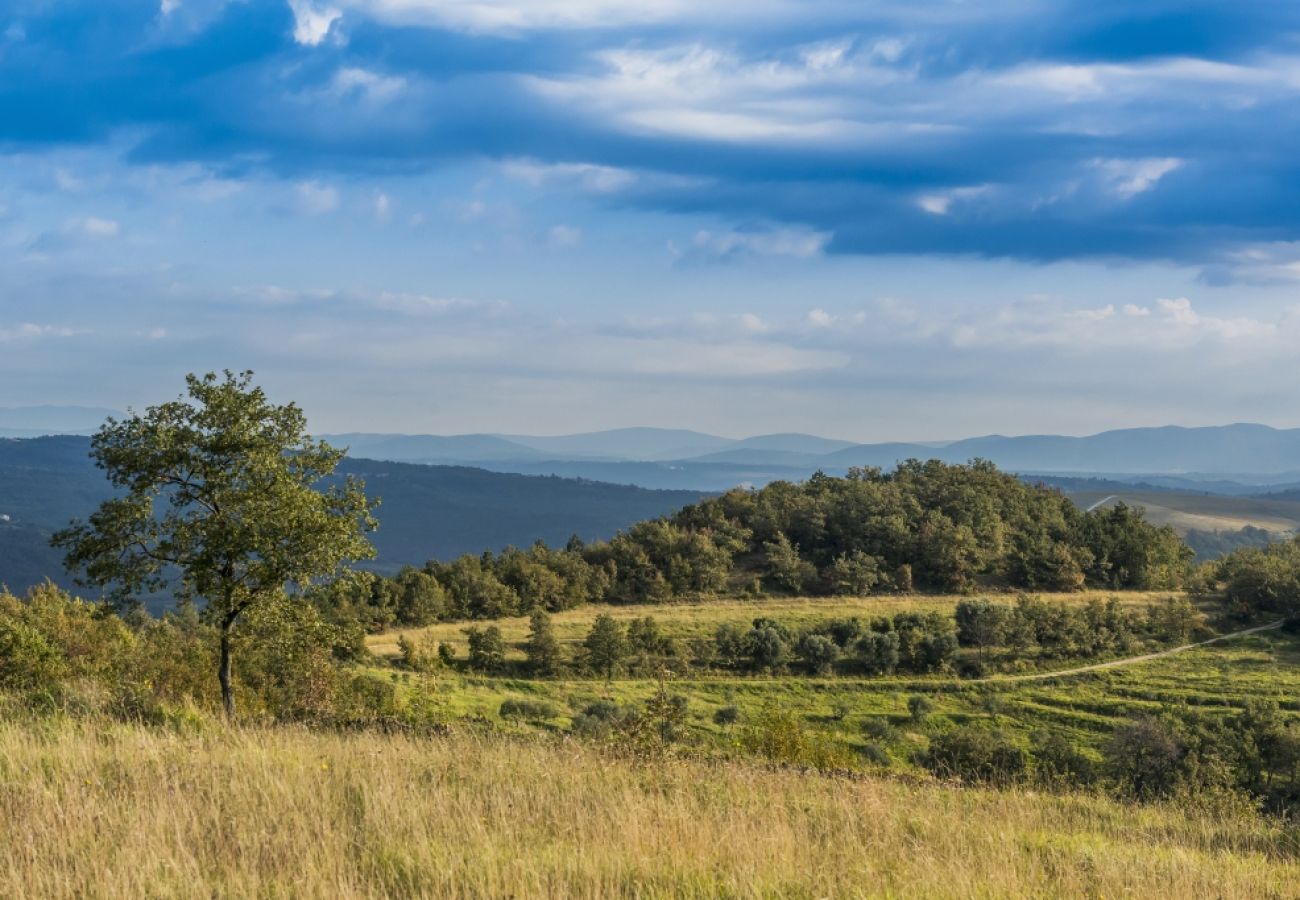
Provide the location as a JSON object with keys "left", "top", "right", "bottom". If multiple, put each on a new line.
{"left": 319, "top": 423, "right": 1300, "bottom": 490}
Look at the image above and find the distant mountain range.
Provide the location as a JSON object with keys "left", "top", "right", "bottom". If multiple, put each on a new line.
{"left": 10, "top": 406, "right": 1300, "bottom": 492}
{"left": 321, "top": 423, "right": 1300, "bottom": 491}
{"left": 0, "top": 436, "right": 704, "bottom": 601}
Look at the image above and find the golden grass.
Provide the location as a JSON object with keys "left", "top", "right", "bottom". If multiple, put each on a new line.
{"left": 368, "top": 590, "right": 1175, "bottom": 660}
{"left": 2, "top": 719, "right": 1296, "bottom": 898}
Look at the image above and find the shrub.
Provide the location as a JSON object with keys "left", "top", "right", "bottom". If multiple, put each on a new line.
{"left": 499, "top": 698, "right": 558, "bottom": 722}
{"left": 1104, "top": 717, "right": 1185, "bottom": 800}
{"left": 907, "top": 694, "right": 934, "bottom": 723}
{"left": 924, "top": 726, "right": 1027, "bottom": 785}
{"left": 0, "top": 619, "right": 66, "bottom": 691}
{"left": 858, "top": 743, "right": 891, "bottom": 767}
{"left": 1031, "top": 729, "right": 1096, "bottom": 787}
{"left": 739, "top": 707, "right": 856, "bottom": 771}
{"left": 464, "top": 626, "right": 506, "bottom": 674}
{"left": 862, "top": 717, "right": 897, "bottom": 743}
{"left": 713, "top": 705, "right": 740, "bottom": 728}
{"left": 855, "top": 631, "right": 900, "bottom": 675}
{"left": 794, "top": 633, "right": 839, "bottom": 675}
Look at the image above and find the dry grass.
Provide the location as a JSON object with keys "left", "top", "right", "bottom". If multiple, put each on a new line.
{"left": 2, "top": 719, "right": 1296, "bottom": 898}
{"left": 368, "top": 590, "right": 1174, "bottom": 660}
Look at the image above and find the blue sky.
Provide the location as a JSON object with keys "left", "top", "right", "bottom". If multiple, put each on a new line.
{"left": 2, "top": 0, "right": 1299, "bottom": 440}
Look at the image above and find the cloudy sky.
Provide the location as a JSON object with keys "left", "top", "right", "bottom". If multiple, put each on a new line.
{"left": 2, "top": 0, "right": 1300, "bottom": 440}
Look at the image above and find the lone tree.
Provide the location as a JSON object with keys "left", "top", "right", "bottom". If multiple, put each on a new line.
{"left": 53, "top": 371, "right": 377, "bottom": 716}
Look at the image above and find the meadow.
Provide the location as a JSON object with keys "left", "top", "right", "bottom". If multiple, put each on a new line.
{"left": 360, "top": 592, "right": 1300, "bottom": 776}
{"left": 1, "top": 718, "right": 1297, "bottom": 899}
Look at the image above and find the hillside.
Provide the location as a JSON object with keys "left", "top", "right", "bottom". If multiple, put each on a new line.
{"left": 0, "top": 437, "right": 704, "bottom": 594}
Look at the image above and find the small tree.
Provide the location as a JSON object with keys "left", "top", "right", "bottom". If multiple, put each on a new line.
{"left": 524, "top": 609, "right": 563, "bottom": 676}
{"left": 583, "top": 613, "right": 627, "bottom": 681}
{"left": 465, "top": 625, "right": 507, "bottom": 674}
{"left": 794, "top": 632, "right": 839, "bottom": 675}
{"left": 53, "top": 371, "right": 376, "bottom": 717}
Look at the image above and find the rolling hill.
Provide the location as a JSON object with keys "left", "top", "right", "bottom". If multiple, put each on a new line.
{"left": 0, "top": 436, "right": 705, "bottom": 596}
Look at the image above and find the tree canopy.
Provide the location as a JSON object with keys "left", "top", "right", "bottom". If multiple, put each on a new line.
{"left": 53, "top": 371, "right": 377, "bottom": 715}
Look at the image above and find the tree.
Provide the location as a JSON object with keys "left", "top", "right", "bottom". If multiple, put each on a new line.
{"left": 52, "top": 371, "right": 377, "bottom": 717}
{"left": 794, "top": 632, "right": 839, "bottom": 675}
{"left": 583, "top": 614, "right": 628, "bottom": 680}
{"left": 465, "top": 625, "right": 507, "bottom": 673}
{"left": 524, "top": 609, "right": 563, "bottom": 676}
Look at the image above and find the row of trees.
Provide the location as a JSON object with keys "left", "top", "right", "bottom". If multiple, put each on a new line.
{"left": 402, "top": 594, "right": 1204, "bottom": 680}
{"left": 317, "top": 462, "right": 1192, "bottom": 632}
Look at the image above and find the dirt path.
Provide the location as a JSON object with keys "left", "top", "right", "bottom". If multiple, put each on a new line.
{"left": 979, "top": 619, "right": 1286, "bottom": 684}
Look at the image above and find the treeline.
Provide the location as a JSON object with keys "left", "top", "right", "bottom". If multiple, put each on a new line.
{"left": 317, "top": 461, "right": 1191, "bottom": 630}
{"left": 1201, "top": 534, "right": 1300, "bottom": 619}
{"left": 402, "top": 595, "right": 1204, "bottom": 681}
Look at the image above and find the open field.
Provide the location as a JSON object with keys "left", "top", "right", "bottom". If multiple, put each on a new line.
{"left": 367, "top": 590, "right": 1177, "bottom": 661}
{"left": 365, "top": 602, "right": 1300, "bottom": 773}
{"left": 1072, "top": 489, "right": 1300, "bottom": 535}
{"left": 1, "top": 719, "right": 1297, "bottom": 899}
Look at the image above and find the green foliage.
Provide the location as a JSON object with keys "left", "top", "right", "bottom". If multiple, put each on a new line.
{"left": 713, "top": 705, "right": 740, "bottom": 728}
{"left": 464, "top": 625, "right": 506, "bottom": 674}
{"left": 738, "top": 707, "right": 856, "bottom": 771}
{"left": 52, "top": 371, "right": 377, "bottom": 715}
{"left": 1214, "top": 536, "right": 1300, "bottom": 617}
{"left": 499, "top": 698, "right": 558, "bottom": 722}
{"left": 0, "top": 618, "right": 65, "bottom": 691}
{"left": 924, "top": 726, "right": 1028, "bottom": 785}
{"left": 524, "top": 610, "right": 564, "bottom": 676}
{"left": 583, "top": 614, "right": 628, "bottom": 680}
{"left": 793, "top": 632, "right": 839, "bottom": 675}
{"left": 907, "top": 694, "right": 934, "bottom": 723}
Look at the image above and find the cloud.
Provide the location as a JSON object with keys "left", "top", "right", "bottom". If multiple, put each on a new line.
{"left": 0, "top": 323, "right": 77, "bottom": 342}
{"left": 294, "top": 181, "right": 340, "bottom": 214}
{"left": 1092, "top": 157, "right": 1183, "bottom": 199}
{"left": 547, "top": 224, "right": 580, "bottom": 247}
{"left": 288, "top": 0, "right": 342, "bottom": 45}
{"left": 677, "top": 226, "right": 829, "bottom": 261}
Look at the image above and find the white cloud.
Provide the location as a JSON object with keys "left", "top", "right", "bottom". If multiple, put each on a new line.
{"left": 0, "top": 323, "right": 76, "bottom": 342}
{"left": 1092, "top": 157, "right": 1183, "bottom": 199}
{"left": 683, "top": 226, "right": 830, "bottom": 260}
{"left": 373, "top": 192, "right": 392, "bottom": 221}
{"left": 295, "top": 181, "right": 340, "bottom": 215}
{"left": 329, "top": 67, "right": 407, "bottom": 103}
{"left": 288, "top": 0, "right": 341, "bottom": 45}
{"left": 501, "top": 159, "right": 638, "bottom": 194}
{"left": 76, "top": 217, "right": 122, "bottom": 237}
{"left": 917, "top": 185, "right": 991, "bottom": 215}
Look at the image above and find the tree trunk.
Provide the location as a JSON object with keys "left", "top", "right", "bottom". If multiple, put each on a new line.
{"left": 219, "top": 621, "right": 235, "bottom": 719}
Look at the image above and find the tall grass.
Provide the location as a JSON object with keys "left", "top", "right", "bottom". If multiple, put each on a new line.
{"left": 2, "top": 718, "right": 1296, "bottom": 898}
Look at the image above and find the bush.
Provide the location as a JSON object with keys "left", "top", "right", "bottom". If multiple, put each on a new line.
{"left": 858, "top": 743, "right": 891, "bottom": 767}
{"left": 713, "top": 705, "right": 740, "bottom": 728}
{"left": 924, "top": 726, "right": 1027, "bottom": 785}
{"left": 499, "top": 698, "right": 558, "bottom": 722}
{"left": 794, "top": 633, "right": 839, "bottom": 675}
{"left": 1031, "top": 729, "right": 1096, "bottom": 787}
{"left": 855, "top": 631, "right": 899, "bottom": 675}
{"left": 0, "top": 619, "right": 66, "bottom": 691}
{"left": 907, "top": 694, "right": 934, "bottom": 723}
{"left": 1105, "top": 717, "right": 1186, "bottom": 800}
{"left": 862, "top": 717, "right": 897, "bottom": 743}
{"left": 739, "top": 707, "right": 856, "bottom": 771}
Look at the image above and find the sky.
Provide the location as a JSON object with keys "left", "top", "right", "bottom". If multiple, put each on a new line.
{"left": 2, "top": 0, "right": 1300, "bottom": 441}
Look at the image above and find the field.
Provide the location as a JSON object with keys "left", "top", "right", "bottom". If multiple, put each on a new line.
{"left": 1, "top": 718, "right": 1297, "bottom": 898}
{"left": 1072, "top": 489, "right": 1300, "bottom": 535}
{"left": 363, "top": 593, "right": 1300, "bottom": 774}
{"left": 367, "top": 590, "right": 1171, "bottom": 660}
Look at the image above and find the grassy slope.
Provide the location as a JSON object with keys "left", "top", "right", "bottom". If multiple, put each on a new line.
{"left": 1, "top": 720, "right": 1295, "bottom": 898}
{"left": 365, "top": 595, "right": 1300, "bottom": 773}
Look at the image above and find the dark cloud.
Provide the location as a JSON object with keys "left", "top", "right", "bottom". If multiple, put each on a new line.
{"left": 3, "top": 0, "right": 1300, "bottom": 269}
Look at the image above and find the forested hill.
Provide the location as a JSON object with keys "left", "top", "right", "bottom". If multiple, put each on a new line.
{"left": 0, "top": 436, "right": 705, "bottom": 595}
{"left": 317, "top": 460, "right": 1193, "bottom": 630}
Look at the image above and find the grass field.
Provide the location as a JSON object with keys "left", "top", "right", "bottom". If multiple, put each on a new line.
{"left": 2, "top": 718, "right": 1297, "bottom": 898}
{"left": 362, "top": 594, "right": 1300, "bottom": 775}
{"left": 367, "top": 590, "right": 1175, "bottom": 661}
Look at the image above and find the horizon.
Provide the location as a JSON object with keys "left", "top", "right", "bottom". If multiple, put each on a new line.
{"left": 4, "top": 3, "right": 1300, "bottom": 437}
